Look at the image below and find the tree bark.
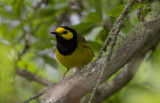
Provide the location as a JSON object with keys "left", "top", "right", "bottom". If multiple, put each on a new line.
{"left": 83, "top": 55, "right": 144, "bottom": 103}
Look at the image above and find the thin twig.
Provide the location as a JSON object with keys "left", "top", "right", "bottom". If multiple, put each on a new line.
{"left": 88, "top": 0, "right": 134, "bottom": 103}
{"left": 17, "top": 40, "right": 54, "bottom": 102}
{"left": 106, "top": 20, "right": 124, "bottom": 61}
{"left": 22, "top": 87, "right": 50, "bottom": 103}
{"left": 16, "top": 38, "right": 53, "bottom": 86}
{"left": 17, "top": 39, "right": 30, "bottom": 60}
{"left": 98, "top": 36, "right": 111, "bottom": 58}
{"left": 17, "top": 68, "right": 53, "bottom": 86}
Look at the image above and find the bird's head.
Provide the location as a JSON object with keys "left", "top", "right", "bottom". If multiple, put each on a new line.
{"left": 51, "top": 26, "right": 77, "bottom": 40}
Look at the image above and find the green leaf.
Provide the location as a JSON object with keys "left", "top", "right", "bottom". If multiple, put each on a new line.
{"left": 136, "top": 4, "right": 147, "bottom": 9}
{"left": 17, "top": 52, "right": 38, "bottom": 72}
{"left": 130, "top": 3, "right": 147, "bottom": 11}
{"left": 108, "top": 3, "right": 147, "bottom": 18}
{"left": 93, "top": 0, "right": 102, "bottom": 21}
{"left": 12, "top": 0, "right": 24, "bottom": 16}
{"left": 87, "top": 41, "right": 102, "bottom": 52}
{"left": 42, "top": 55, "right": 58, "bottom": 69}
{"left": 31, "top": 38, "right": 54, "bottom": 50}
{"left": 72, "top": 22, "right": 100, "bottom": 35}
{"left": 0, "top": 8, "right": 18, "bottom": 20}
{"left": 95, "top": 29, "right": 109, "bottom": 43}
{"left": 108, "top": 4, "right": 126, "bottom": 17}
{"left": 17, "top": 60, "right": 36, "bottom": 72}
{"left": 85, "top": 12, "right": 102, "bottom": 23}
{"left": 35, "top": 24, "right": 50, "bottom": 38}
{"left": 53, "top": 2, "right": 68, "bottom": 10}
{"left": 40, "top": 9, "right": 56, "bottom": 17}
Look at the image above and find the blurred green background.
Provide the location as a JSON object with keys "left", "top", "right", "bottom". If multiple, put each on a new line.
{"left": 0, "top": 0, "right": 160, "bottom": 103}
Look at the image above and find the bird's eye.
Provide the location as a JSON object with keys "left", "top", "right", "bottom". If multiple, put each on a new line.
{"left": 63, "top": 31, "right": 67, "bottom": 34}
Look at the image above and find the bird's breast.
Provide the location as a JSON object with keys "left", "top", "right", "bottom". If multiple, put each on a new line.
{"left": 56, "top": 43, "right": 94, "bottom": 68}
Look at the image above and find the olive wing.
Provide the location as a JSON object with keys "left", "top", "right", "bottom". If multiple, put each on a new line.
{"left": 77, "top": 34, "right": 94, "bottom": 56}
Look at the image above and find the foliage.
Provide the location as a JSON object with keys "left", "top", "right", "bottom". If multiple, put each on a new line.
{"left": 0, "top": 0, "right": 160, "bottom": 103}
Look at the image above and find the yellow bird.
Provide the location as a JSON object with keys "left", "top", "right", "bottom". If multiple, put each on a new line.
{"left": 51, "top": 26, "right": 94, "bottom": 78}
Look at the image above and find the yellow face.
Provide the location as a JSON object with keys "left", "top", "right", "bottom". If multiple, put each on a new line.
{"left": 56, "top": 27, "right": 73, "bottom": 40}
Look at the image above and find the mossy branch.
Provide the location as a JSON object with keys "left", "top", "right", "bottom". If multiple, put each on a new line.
{"left": 83, "top": 55, "right": 144, "bottom": 103}
{"left": 89, "top": 0, "right": 134, "bottom": 102}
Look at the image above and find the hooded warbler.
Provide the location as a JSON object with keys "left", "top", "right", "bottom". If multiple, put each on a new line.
{"left": 51, "top": 26, "right": 94, "bottom": 78}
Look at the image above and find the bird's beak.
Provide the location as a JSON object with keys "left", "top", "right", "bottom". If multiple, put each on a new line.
{"left": 50, "top": 32, "right": 60, "bottom": 36}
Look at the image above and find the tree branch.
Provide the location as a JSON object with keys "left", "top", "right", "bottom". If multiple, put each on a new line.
{"left": 83, "top": 55, "right": 144, "bottom": 103}
{"left": 17, "top": 68, "right": 53, "bottom": 86}
{"left": 89, "top": 0, "right": 134, "bottom": 102}
{"left": 16, "top": 36, "right": 53, "bottom": 87}
{"left": 99, "top": 0, "right": 134, "bottom": 58}
{"left": 23, "top": 87, "right": 50, "bottom": 103}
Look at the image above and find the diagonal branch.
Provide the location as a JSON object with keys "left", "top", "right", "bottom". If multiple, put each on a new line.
{"left": 89, "top": 0, "right": 134, "bottom": 102}
{"left": 16, "top": 36, "right": 53, "bottom": 87}
{"left": 99, "top": 0, "right": 134, "bottom": 58}
{"left": 17, "top": 68, "right": 53, "bottom": 86}
{"left": 83, "top": 55, "right": 144, "bottom": 103}
{"left": 23, "top": 87, "right": 50, "bottom": 103}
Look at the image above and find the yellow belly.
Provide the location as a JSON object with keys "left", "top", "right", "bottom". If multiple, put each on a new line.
{"left": 56, "top": 43, "right": 94, "bottom": 68}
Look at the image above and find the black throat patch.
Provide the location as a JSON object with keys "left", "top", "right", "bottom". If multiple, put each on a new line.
{"left": 56, "top": 26, "right": 77, "bottom": 56}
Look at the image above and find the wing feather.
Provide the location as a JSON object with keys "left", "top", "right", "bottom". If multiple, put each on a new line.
{"left": 77, "top": 34, "right": 94, "bottom": 56}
